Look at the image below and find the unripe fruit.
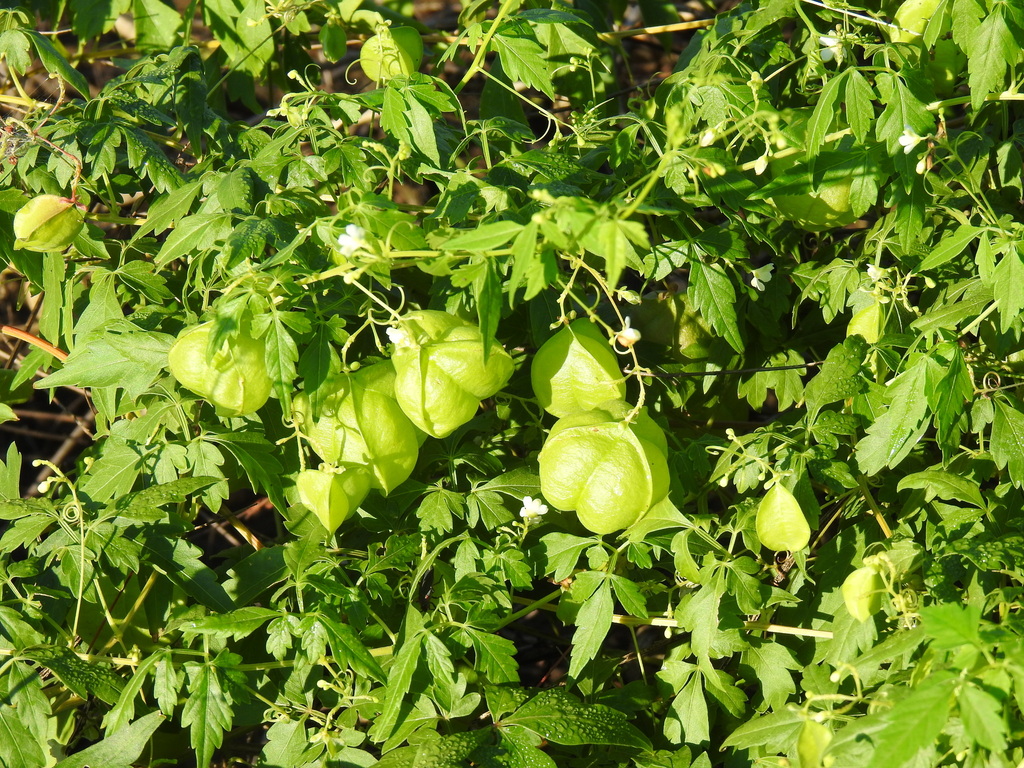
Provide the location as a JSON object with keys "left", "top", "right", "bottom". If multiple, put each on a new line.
{"left": 797, "top": 720, "right": 832, "bottom": 768}
{"left": 768, "top": 111, "right": 859, "bottom": 232}
{"left": 390, "top": 311, "right": 514, "bottom": 438}
{"left": 530, "top": 320, "right": 625, "bottom": 417}
{"left": 889, "top": 0, "right": 944, "bottom": 44}
{"left": 755, "top": 482, "right": 811, "bottom": 552}
{"left": 538, "top": 399, "right": 670, "bottom": 534}
{"left": 841, "top": 566, "right": 885, "bottom": 622}
{"left": 628, "top": 292, "right": 712, "bottom": 360}
{"left": 847, "top": 301, "right": 884, "bottom": 344}
{"left": 167, "top": 322, "right": 273, "bottom": 417}
{"left": 293, "top": 362, "right": 419, "bottom": 494}
{"left": 359, "top": 27, "right": 423, "bottom": 83}
{"left": 296, "top": 468, "right": 370, "bottom": 534}
{"left": 13, "top": 195, "right": 84, "bottom": 252}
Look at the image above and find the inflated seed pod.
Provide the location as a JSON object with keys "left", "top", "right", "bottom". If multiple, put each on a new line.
{"left": 13, "top": 195, "right": 84, "bottom": 252}
{"left": 293, "top": 361, "right": 419, "bottom": 494}
{"left": 296, "top": 467, "right": 370, "bottom": 534}
{"left": 530, "top": 320, "right": 626, "bottom": 417}
{"left": 167, "top": 322, "right": 273, "bottom": 417}
{"left": 755, "top": 482, "right": 811, "bottom": 552}
{"left": 841, "top": 566, "right": 885, "bottom": 622}
{"left": 538, "top": 399, "right": 670, "bottom": 535}
{"left": 390, "top": 311, "right": 515, "bottom": 438}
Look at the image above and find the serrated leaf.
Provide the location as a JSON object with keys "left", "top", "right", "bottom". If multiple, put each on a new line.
{"left": 568, "top": 576, "right": 612, "bottom": 677}
{"left": 181, "top": 663, "right": 234, "bottom": 768}
{"left": 55, "top": 711, "right": 164, "bottom": 768}
{"left": 968, "top": 9, "right": 1017, "bottom": 111}
{"left": 920, "top": 603, "right": 982, "bottom": 649}
{"left": 0, "top": 705, "right": 46, "bottom": 768}
{"left": 319, "top": 615, "right": 386, "bottom": 682}
{"left": 721, "top": 709, "right": 803, "bottom": 751}
{"left": 688, "top": 260, "right": 742, "bottom": 353}
{"left": 804, "top": 336, "right": 868, "bottom": 418}
{"left": 897, "top": 470, "right": 984, "bottom": 508}
{"left": 181, "top": 607, "right": 280, "bottom": 641}
{"left": 22, "top": 646, "right": 124, "bottom": 705}
{"left": 503, "top": 688, "right": 651, "bottom": 749}
{"left": 115, "top": 476, "right": 220, "bottom": 522}
{"left": 991, "top": 398, "right": 1024, "bottom": 487}
{"left": 993, "top": 246, "right": 1024, "bottom": 333}
{"left": 855, "top": 359, "right": 930, "bottom": 475}
{"left": 865, "top": 677, "right": 954, "bottom": 768}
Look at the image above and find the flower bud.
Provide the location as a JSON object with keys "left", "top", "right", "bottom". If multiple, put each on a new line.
{"left": 13, "top": 195, "right": 84, "bottom": 252}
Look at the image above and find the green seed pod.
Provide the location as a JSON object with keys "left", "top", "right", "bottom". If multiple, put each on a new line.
{"left": 755, "top": 482, "right": 811, "bottom": 552}
{"left": 538, "top": 399, "right": 670, "bottom": 534}
{"left": 296, "top": 468, "right": 370, "bottom": 534}
{"left": 13, "top": 195, "right": 84, "bottom": 252}
{"left": 841, "top": 566, "right": 885, "bottom": 622}
{"left": 167, "top": 322, "right": 273, "bottom": 417}
{"left": 847, "top": 301, "right": 884, "bottom": 344}
{"left": 293, "top": 362, "right": 419, "bottom": 494}
{"left": 391, "top": 311, "right": 514, "bottom": 438}
{"left": 530, "top": 320, "right": 626, "bottom": 417}
{"left": 797, "top": 720, "right": 833, "bottom": 768}
{"left": 360, "top": 26, "right": 424, "bottom": 83}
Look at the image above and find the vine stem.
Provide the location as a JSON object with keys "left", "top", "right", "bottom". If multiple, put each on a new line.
{"left": 857, "top": 474, "right": 893, "bottom": 539}
{"left": 509, "top": 596, "right": 834, "bottom": 639}
{"left": 454, "top": 0, "right": 520, "bottom": 94}
{"left": 0, "top": 326, "right": 68, "bottom": 361}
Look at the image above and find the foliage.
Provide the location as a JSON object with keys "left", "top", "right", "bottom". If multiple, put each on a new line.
{"left": 0, "top": 0, "right": 1023, "bottom": 765}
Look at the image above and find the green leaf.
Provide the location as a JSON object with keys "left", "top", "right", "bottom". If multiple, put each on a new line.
{"left": 493, "top": 21, "right": 554, "bottom": 99}
{"left": 181, "top": 607, "right": 280, "bottom": 641}
{"left": 181, "top": 662, "right": 235, "bottom": 768}
{"left": 445, "top": 221, "right": 523, "bottom": 252}
{"left": 0, "top": 705, "right": 47, "bottom": 768}
{"left": 740, "top": 639, "right": 799, "bottom": 711}
{"left": 855, "top": 359, "right": 931, "bottom": 475}
{"left": 503, "top": 688, "right": 651, "bottom": 749}
{"left": 917, "top": 224, "right": 983, "bottom": 272}
{"left": 721, "top": 709, "right": 803, "bottom": 752}
{"left": 874, "top": 72, "right": 932, "bottom": 155}
{"left": 897, "top": 470, "right": 984, "bottom": 508}
{"left": 534, "top": 532, "right": 593, "bottom": 581}
{"left": 967, "top": 8, "right": 1018, "bottom": 111}
{"left": 55, "top": 711, "right": 164, "bottom": 768}
{"left": 568, "top": 573, "right": 613, "bottom": 677}
{"left": 804, "top": 336, "right": 868, "bottom": 418}
{"left": 920, "top": 603, "right": 982, "bottom": 650}
{"left": 115, "top": 476, "right": 220, "bottom": 522}
{"left": 374, "top": 731, "right": 489, "bottom": 768}
{"left": 991, "top": 398, "right": 1024, "bottom": 487}
{"left": 26, "top": 31, "right": 90, "bottom": 96}
{"left": 865, "top": 676, "right": 955, "bottom": 768}
{"left": 688, "top": 259, "right": 742, "bottom": 353}
{"left": 993, "top": 245, "right": 1024, "bottom": 333}
{"left": 22, "top": 646, "right": 124, "bottom": 705}
{"left": 959, "top": 683, "right": 1007, "bottom": 752}
{"left": 140, "top": 533, "right": 235, "bottom": 613}
{"left": 468, "top": 629, "right": 519, "bottom": 684}
{"left": 319, "top": 615, "right": 387, "bottom": 682}
{"left": 39, "top": 326, "right": 174, "bottom": 400}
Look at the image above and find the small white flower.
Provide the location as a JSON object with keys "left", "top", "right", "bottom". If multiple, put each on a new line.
{"left": 520, "top": 496, "right": 549, "bottom": 520}
{"left": 750, "top": 263, "right": 774, "bottom": 292}
{"left": 699, "top": 130, "right": 716, "bottom": 147}
{"left": 386, "top": 326, "right": 414, "bottom": 348}
{"left": 867, "top": 264, "right": 888, "bottom": 282}
{"left": 898, "top": 129, "right": 923, "bottom": 155}
{"left": 336, "top": 224, "right": 368, "bottom": 257}
{"left": 615, "top": 317, "right": 642, "bottom": 349}
{"left": 819, "top": 35, "right": 842, "bottom": 63}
